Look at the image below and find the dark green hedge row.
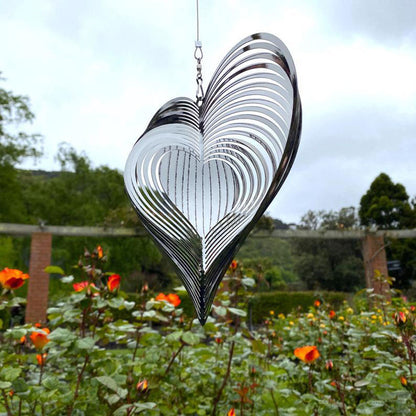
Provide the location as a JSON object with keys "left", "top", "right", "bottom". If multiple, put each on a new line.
{"left": 163, "top": 291, "right": 349, "bottom": 323}
{"left": 248, "top": 291, "right": 349, "bottom": 323}
{"left": 113, "top": 290, "right": 349, "bottom": 325}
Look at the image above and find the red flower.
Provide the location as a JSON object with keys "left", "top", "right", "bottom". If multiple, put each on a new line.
{"left": 108, "top": 274, "right": 121, "bottom": 291}
{"left": 294, "top": 345, "right": 320, "bottom": 363}
{"left": 329, "top": 310, "right": 336, "bottom": 319}
{"left": 227, "top": 409, "right": 236, "bottom": 416}
{"left": 230, "top": 260, "right": 238, "bottom": 270}
{"left": 156, "top": 293, "right": 181, "bottom": 307}
{"left": 0, "top": 268, "right": 29, "bottom": 290}
{"left": 30, "top": 328, "right": 50, "bottom": 349}
{"left": 36, "top": 353, "right": 47, "bottom": 365}
{"left": 314, "top": 300, "right": 321, "bottom": 307}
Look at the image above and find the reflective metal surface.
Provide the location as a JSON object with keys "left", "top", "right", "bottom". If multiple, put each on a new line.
{"left": 124, "top": 33, "right": 302, "bottom": 324}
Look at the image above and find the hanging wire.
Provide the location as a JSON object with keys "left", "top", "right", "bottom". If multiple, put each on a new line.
{"left": 194, "top": 0, "right": 204, "bottom": 105}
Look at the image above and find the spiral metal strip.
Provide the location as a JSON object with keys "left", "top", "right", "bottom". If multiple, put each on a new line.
{"left": 124, "top": 33, "right": 302, "bottom": 324}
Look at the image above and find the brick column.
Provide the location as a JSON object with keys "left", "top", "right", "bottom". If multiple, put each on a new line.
{"left": 25, "top": 232, "right": 52, "bottom": 323}
{"left": 362, "top": 234, "right": 390, "bottom": 297}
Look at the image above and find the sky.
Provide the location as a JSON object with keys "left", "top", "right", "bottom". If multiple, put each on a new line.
{"left": 1, "top": 0, "right": 415, "bottom": 224}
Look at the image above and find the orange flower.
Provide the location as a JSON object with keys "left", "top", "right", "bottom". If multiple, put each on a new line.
{"left": 0, "top": 268, "right": 29, "bottom": 290}
{"left": 19, "top": 335, "right": 26, "bottom": 345}
{"left": 36, "top": 353, "right": 47, "bottom": 365}
{"left": 156, "top": 293, "right": 181, "bottom": 307}
{"left": 136, "top": 379, "right": 148, "bottom": 393}
{"left": 30, "top": 328, "right": 50, "bottom": 350}
{"left": 314, "top": 300, "right": 321, "bottom": 307}
{"left": 97, "top": 246, "right": 103, "bottom": 259}
{"left": 230, "top": 260, "right": 238, "bottom": 270}
{"left": 73, "top": 281, "right": 90, "bottom": 292}
{"left": 294, "top": 345, "right": 320, "bottom": 363}
{"left": 329, "top": 310, "right": 336, "bottom": 319}
{"left": 215, "top": 337, "right": 223, "bottom": 344}
{"left": 400, "top": 376, "right": 408, "bottom": 386}
{"left": 155, "top": 293, "right": 168, "bottom": 302}
{"left": 228, "top": 408, "right": 236, "bottom": 416}
{"left": 166, "top": 293, "right": 181, "bottom": 307}
{"left": 107, "top": 274, "right": 121, "bottom": 291}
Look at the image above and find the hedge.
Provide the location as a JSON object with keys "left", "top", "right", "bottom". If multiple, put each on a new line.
{"left": 248, "top": 291, "right": 349, "bottom": 324}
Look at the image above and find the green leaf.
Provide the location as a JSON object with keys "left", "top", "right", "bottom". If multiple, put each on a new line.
{"left": 44, "top": 265, "right": 65, "bottom": 275}
{"left": 12, "top": 378, "right": 28, "bottom": 393}
{"left": 242, "top": 277, "right": 256, "bottom": 287}
{"left": 0, "top": 381, "right": 12, "bottom": 389}
{"left": 212, "top": 305, "right": 227, "bottom": 316}
{"left": 181, "top": 332, "right": 201, "bottom": 346}
{"left": 75, "top": 337, "right": 96, "bottom": 350}
{"left": 96, "top": 376, "right": 127, "bottom": 398}
{"left": 108, "top": 297, "right": 124, "bottom": 309}
{"left": 0, "top": 367, "right": 21, "bottom": 382}
{"left": 124, "top": 300, "right": 135, "bottom": 310}
{"left": 49, "top": 328, "right": 77, "bottom": 343}
{"left": 228, "top": 307, "right": 247, "bottom": 317}
{"left": 61, "top": 275, "right": 74, "bottom": 283}
{"left": 42, "top": 376, "right": 60, "bottom": 390}
{"left": 354, "top": 379, "right": 371, "bottom": 387}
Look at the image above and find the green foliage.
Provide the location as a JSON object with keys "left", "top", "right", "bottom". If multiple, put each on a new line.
{"left": 1, "top": 254, "right": 416, "bottom": 415}
{"left": 0, "top": 74, "right": 42, "bottom": 166}
{"left": 249, "top": 290, "right": 348, "bottom": 323}
{"left": 359, "top": 173, "right": 416, "bottom": 229}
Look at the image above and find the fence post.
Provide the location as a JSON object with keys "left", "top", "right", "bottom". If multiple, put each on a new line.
{"left": 362, "top": 234, "right": 390, "bottom": 297}
{"left": 25, "top": 232, "right": 52, "bottom": 323}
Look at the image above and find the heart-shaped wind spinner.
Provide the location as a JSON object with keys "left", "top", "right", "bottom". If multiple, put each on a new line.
{"left": 124, "top": 33, "right": 302, "bottom": 324}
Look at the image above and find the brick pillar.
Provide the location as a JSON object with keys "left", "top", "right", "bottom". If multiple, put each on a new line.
{"left": 25, "top": 233, "right": 52, "bottom": 323}
{"left": 362, "top": 234, "right": 390, "bottom": 297}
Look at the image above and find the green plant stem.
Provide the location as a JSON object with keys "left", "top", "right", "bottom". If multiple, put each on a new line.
{"left": 67, "top": 354, "right": 89, "bottom": 416}
{"left": 211, "top": 340, "right": 235, "bottom": 416}
{"left": 403, "top": 336, "right": 416, "bottom": 407}
{"left": 269, "top": 388, "right": 279, "bottom": 415}
{"left": 165, "top": 342, "right": 185, "bottom": 376}
{"left": 335, "top": 380, "right": 347, "bottom": 416}
{"left": 1, "top": 390, "right": 13, "bottom": 416}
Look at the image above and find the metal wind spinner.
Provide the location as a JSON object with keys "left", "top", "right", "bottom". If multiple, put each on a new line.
{"left": 124, "top": 32, "right": 302, "bottom": 324}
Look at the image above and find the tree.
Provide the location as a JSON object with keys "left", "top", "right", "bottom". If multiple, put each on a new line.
{"left": 293, "top": 208, "right": 364, "bottom": 292}
{"left": 0, "top": 74, "right": 42, "bottom": 223}
{"left": 0, "top": 73, "right": 42, "bottom": 165}
{"left": 359, "top": 173, "right": 416, "bottom": 229}
{"left": 359, "top": 173, "right": 416, "bottom": 288}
